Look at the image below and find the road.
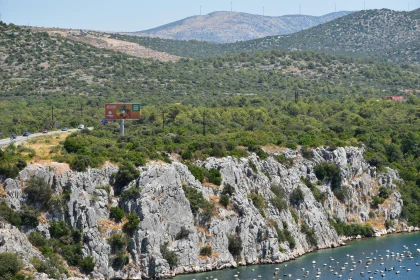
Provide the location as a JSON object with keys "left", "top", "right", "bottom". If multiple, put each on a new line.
{"left": 0, "top": 128, "right": 86, "bottom": 147}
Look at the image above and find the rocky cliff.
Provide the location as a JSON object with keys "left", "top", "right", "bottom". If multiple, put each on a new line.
{"left": 0, "top": 147, "right": 406, "bottom": 279}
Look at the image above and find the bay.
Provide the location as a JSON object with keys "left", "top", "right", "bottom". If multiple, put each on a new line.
{"left": 174, "top": 232, "right": 420, "bottom": 280}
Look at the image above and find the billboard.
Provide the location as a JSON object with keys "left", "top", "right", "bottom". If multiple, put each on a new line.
{"left": 105, "top": 103, "right": 141, "bottom": 120}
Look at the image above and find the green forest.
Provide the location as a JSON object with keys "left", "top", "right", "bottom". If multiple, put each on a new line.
{"left": 1, "top": 21, "right": 420, "bottom": 227}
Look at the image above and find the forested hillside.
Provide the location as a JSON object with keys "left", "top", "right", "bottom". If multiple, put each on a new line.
{"left": 1, "top": 21, "right": 420, "bottom": 227}
{"left": 114, "top": 9, "right": 420, "bottom": 63}
{"left": 134, "top": 11, "right": 352, "bottom": 43}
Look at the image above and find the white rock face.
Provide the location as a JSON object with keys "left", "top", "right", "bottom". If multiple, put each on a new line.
{"left": 0, "top": 147, "right": 406, "bottom": 278}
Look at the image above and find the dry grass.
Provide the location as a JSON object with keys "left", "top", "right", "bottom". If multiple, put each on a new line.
{"left": 22, "top": 133, "right": 68, "bottom": 162}
{"left": 98, "top": 219, "right": 124, "bottom": 232}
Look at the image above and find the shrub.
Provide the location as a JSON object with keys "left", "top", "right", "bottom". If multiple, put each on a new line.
{"left": 222, "top": 184, "right": 235, "bottom": 196}
{"left": 330, "top": 218, "right": 374, "bottom": 237}
{"left": 49, "top": 221, "right": 71, "bottom": 239}
{"left": 220, "top": 194, "right": 230, "bottom": 207}
{"left": 378, "top": 186, "right": 392, "bottom": 199}
{"left": 314, "top": 163, "right": 342, "bottom": 190}
{"left": 123, "top": 213, "right": 140, "bottom": 234}
{"left": 70, "top": 155, "right": 91, "bottom": 172}
{"left": 0, "top": 200, "right": 21, "bottom": 227}
{"left": 16, "top": 158, "right": 27, "bottom": 170}
{"left": 270, "top": 196, "right": 287, "bottom": 212}
{"left": 28, "top": 231, "right": 47, "bottom": 247}
{"left": 228, "top": 235, "right": 243, "bottom": 257}
{"left": 80, "top": 256, "right": 95, "bottom": 273}
{"left": 275, "top": 154, "right": 293, "bottom": 168}
{"left": 385, "top": 220, "right": 394, "bottom": 229}
{"left": 181, "top": 150, "right": 192, "bottom": 160}
{"left": 182, "top": 185, "right": 212, "bottom": 218}
{"left": 110, "top": 206, "right": 125, "bottom": 222}
{"left": 301, "top": 223, "right": 317, "bottom": 246}
{"left": 0, "top": 252, "right": 23, "bottom": 279}
{"left": 187, "top": 164, "right": 205, "bottom": 183}
{"left": 200, "top": 245, "right": 212, "bottom": 256}
{"left": 160, "top": 243, "right": 178, "bottom": 269}
{"left": 61, "top": 244, "right": 83, "bottom": 266}
{"left": 113, "top": 251, "right": 129, "bottom": 268}
{"left": 271, "top": 185, "right": 285, "bottom": 197}
{"left": 114, "top": 161, "right": 140, "bottom": 188}
{"left": 24, "top": 177, "right": 52, "bottom": 210}
{"left": 301, "top": 177, "right": 327, "bottom": 203}
{"left": 207, "top": 168, "right": 222, "bottom": 185}
{"left": 175, "top": 226, "right": 191, "bottom": 240}
{"left": 109, "top": 232, "right": 129, "bottom": 251}
{"left": 20, "top": 206, "right": 39, "bottom": 227}
{"left": 290, "top": 187, "right": 305, "bottom": 206}
{"left": 371, "top": 196, "right": 385, "bottom": 208}
{"left": 248, "top": 160, "right": 258, "bottom": 173}
{"left": 120, "top": 187, "right": 141, "bottom": 200}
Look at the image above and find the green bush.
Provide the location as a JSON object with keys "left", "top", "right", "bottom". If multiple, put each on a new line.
{"left": 227, "top": 235, "right": 243, "bottom": 257}
{"left": 187, "top": 164, "right": 205, "bottom": 183}
{"left": 160, "top": 243, "right": 178, "bottom": 269}
{"left": 0, "top": 253, "right": 23, "bottom": 279}
{"left": 220, "top": 194, "right": 230, "bottom": 207}
{"left": 114, "top": 161, "right": 140, "bottom": 188}
{"left": 301, "top": 223, "right": 317, "bottom": 246}
{"left": 113, "top": 251, "right": 129, "bottom": 268}
{"left": 275, "top": 154, "right": 293, "bottom": 168}
{"left": 199, "top": 245, "right": 212, "bottom": 256}
{"left": 123, "top": 213, "right": 140, "bottom": 234}
{"left": 28, "top": 231, "right": 47, "bottom": 247}
{"left": 330, "top": 218, "right": 374, "bottom": 237}
{"left": 249, "top": 193, "right": 265, "bottom": 211}
{"left": 175, "top": 226, "right": 191, "bottom": 240}
{"left": 248, "top": 160, "right": 258, "bottom": 173}
{"left": 110, "top": 206, "right": 125, "bottom": 222}
{"left": 109, "top": 232, "right": 129, "bottom": 251}
{"left": 301, "top": 177, "right": 327, "bottom": 203}
{"left": 207, "top": 168, "right": 222, "bottom": 185}
{"left": 182, "top": 185, "right": 213, "bottom": 222}
{"left": 290, "top": 187, "right": 305, "bottom": 206}
{"left": 314, "top": 163, "right": 342, "bottom": 190}
{"left": 271, "top": 185, "right": 285, "bottom": 197}
{"left": 222, "top": 184, "right": 235, "bottom": 196}
{"left": 120, "top": 187, "right": 141, "bottom": 200}
{"left": 80, "top": 256, "right": 95, "bottom": 273}
{"left": 24, "top": 177, "right": 52, "bottom": 210}
{"left": 49, "top": 221, "right": 71, "bottom": 239}
{"left": 270, "top": 196, "right": 288, "bottom": 212}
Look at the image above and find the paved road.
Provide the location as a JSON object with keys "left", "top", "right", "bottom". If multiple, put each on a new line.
{"left": 0, "top": 128, "right": 85, "bottom": 147}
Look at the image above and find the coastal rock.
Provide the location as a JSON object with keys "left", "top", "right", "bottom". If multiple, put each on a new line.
{"left": 0, "top": 147, "right": 406, "bottom": 278}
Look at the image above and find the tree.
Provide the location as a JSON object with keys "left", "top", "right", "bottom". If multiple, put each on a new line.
{"left": 24, "top": 177, "right": 52, "bottom": 210}
{"left": 0, "top": 253, "right": 23, "bottom": 279}
{"left": 110, "top": 206, "right": 125, "bottom": 222}
{"left": 114, "top": 161, "right": 140, "bottom": 188}
{"left": 123, "top": 213, "right": 140, "bottom": 234}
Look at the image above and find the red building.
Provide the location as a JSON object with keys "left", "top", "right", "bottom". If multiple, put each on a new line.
{"left": 384, "top": 96, "right": 404, "bottom": 101}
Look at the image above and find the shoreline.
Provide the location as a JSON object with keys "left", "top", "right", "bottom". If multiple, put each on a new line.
{"left": 171, "top": 226, "right": 420, "bottom": 279}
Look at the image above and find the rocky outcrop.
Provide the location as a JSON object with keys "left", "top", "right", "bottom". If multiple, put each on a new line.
{"left": 0, "top": 147, "right": 406, "bottom": 278}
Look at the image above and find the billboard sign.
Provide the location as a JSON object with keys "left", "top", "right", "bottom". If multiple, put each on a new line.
{"left": 105, "top": 103, "right": 141, "bottom": 120}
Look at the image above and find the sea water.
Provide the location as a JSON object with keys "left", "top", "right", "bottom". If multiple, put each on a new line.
{"left": 174, "top": 232, "right": 420, "bottom": 280}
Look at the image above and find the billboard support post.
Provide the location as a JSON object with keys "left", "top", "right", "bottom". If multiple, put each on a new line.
{"left": 120, "top": 119, "right": 124, "bottom": 136}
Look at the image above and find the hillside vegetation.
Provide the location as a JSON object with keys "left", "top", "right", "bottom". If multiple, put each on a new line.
{"left": 114, "top": 9, "right": 420, "bottom": 64}
{"left": 134, "top": 11, "right": 352, "bottom": 43}
{"left": 1, "top": 21, "right": 420, "bottom": 227}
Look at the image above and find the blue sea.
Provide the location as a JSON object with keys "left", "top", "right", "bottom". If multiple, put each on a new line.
{"left": 174, "top": 232, "right": 420, "bottom": 280}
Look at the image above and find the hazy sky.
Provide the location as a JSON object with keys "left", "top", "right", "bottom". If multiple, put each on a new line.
{"left": 0, "top": 0, "right": 418, "bottom": 31}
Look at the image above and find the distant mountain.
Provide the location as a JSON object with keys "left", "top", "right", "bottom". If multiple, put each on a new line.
{"left": 115, "top": 9, "right": 420, "bottom": 64}
{"left": 133, "top": 11, "right": 353, "bottom": 43}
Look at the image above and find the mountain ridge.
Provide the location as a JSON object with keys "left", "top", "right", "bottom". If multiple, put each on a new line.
{"left": 133, "top": 11, "right": 353, "bottom": 43}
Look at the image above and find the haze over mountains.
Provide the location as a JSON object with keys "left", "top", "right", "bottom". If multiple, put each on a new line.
{"left": 133, "top": 11, "right": 353, "bottom": 43}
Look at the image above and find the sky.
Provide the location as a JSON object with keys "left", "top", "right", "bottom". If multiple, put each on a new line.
{"left": 0, "top": 0, "right": 419, "bottom": 32}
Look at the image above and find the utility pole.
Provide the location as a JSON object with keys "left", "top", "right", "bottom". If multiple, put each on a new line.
{"left": 202, "top": 111, "right": 206, "bottom": 136}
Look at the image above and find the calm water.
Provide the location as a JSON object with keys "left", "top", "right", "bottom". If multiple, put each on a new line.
{"left": 174, "top": 232, "right": 420, "bottom": 280}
